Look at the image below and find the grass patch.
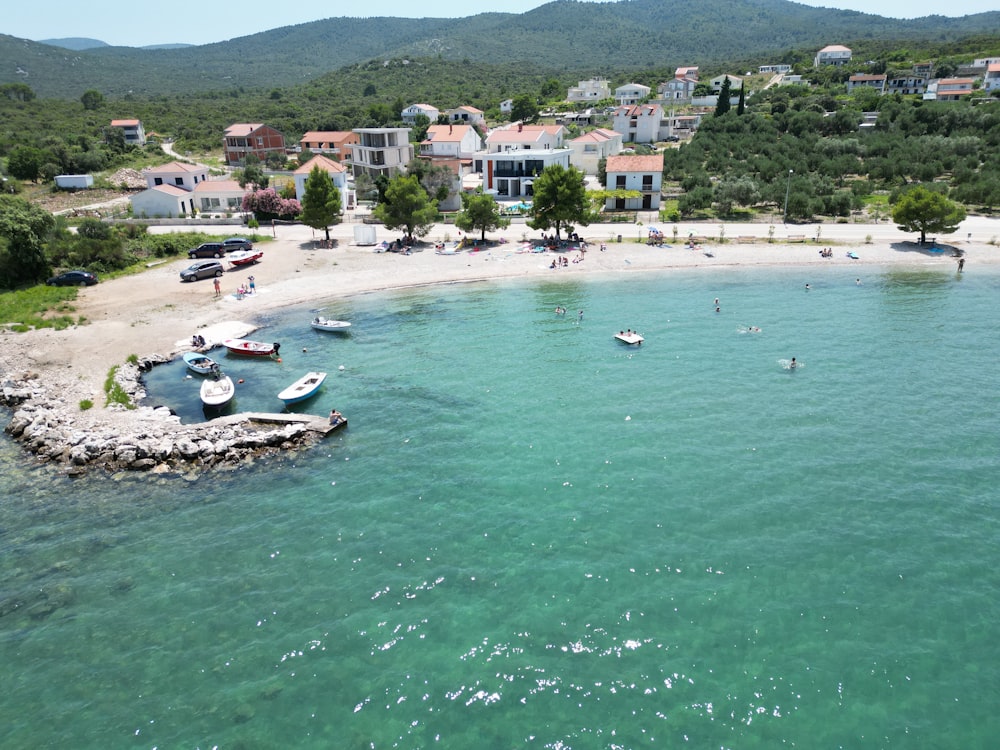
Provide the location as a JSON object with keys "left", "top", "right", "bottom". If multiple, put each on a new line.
{"left": 104, "top": 365, "right": 135, "bottom": 409}
{"left": 0, "top": 286, "right": 86, "bottom": 330}
{"left": 79, "top": 399, "right": 94, "bottom": 410}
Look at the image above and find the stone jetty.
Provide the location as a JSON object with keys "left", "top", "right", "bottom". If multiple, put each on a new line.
{"left": 0, "top": 355, "right": 337, "bottom": 477}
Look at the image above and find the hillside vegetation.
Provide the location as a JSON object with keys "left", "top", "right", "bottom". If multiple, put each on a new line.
{"left": 2, "top": 0, "right": 999, "bottom": 99}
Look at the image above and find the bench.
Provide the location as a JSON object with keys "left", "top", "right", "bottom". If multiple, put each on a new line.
{"left": 786, "top": 235, "right": 807, "bottom": 243}
{"left": 737, "top": 236, "right": 756, "bottom": 244}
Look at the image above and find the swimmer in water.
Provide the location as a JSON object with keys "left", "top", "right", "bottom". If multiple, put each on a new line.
{"left": 790, "top": 357, "right": 797, "bottom": 368}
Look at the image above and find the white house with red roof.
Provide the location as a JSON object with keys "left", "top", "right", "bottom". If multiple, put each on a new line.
{"left": 109, "top": 118, "right": 145, "bottom": 146}
{"left": 402, "top": 103, "right": 441, "bottom": 124}
{"left": 983, "top": 63, "right": 1000, "bottom": 92}
{"left": 130, "top": 184, "right": 195, "bottom": 218}
{"left": 483, "top": 123, "right": 567, "bottom": 153}
{"left": 604, "top": 154, "right": 664, "bottom": 211}
{"left": 612, "top": 104, "right": 664, "bottom": 144}
{"left": 847, "top": 74, "right": 887, "bottom": 95}
{"left": 930, "top": 78, "right": 975, "bottom": 100}
{"left": 131, "top": 162, "right": 239, "bottom": 218}
{"left": 293, "top": 154, "right": 353, "bottom": 211}
{"left": 420, "top": 124, "right": 483, "bottom": 160}
{"left": 298, "top": 131, "right": 359, "bottom": 160}
{"left": 444, "top": 106, "right": 485, "bottom": 126}
{"left": 568, "top": 128, "right": 623, "bottom": 174}
{"left": 660, "top": 67, "right": 699, "bottom": 102}
{"left": 142, "top": 161, "right": 208, "bottom": 191}
{"left": 417, "top": 124, "right": 484, "bottom": 211}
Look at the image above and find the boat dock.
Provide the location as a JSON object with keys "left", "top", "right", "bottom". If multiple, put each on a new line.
{"left": 213, "top": 412, "right": 347, "bottom": 435}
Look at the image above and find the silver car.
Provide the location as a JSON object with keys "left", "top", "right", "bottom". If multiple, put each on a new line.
{"left": 180, "top": 260, "right": 224, "bottom": 281}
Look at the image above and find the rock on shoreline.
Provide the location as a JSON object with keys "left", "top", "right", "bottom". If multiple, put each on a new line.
{"left": 1, "top": 355, "right": 326, "bottom": 477}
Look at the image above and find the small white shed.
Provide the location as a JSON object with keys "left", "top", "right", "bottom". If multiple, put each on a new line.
{"left": 354, "top": 225, "right": 377, "bottom": 245}
{"left": 55, "top": 174, "right": 94, "bottom": 189}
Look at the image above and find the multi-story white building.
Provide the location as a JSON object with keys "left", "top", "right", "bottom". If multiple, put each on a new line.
{"left": 567, "top": 78, "right": 611, "bottom": 102}
{"left": 480, "top": 149, "right": 572, "bottom": 200}
{"left": 109, "top": 118, "right": 145, "bottom": 146}
{"left": 401, "top": 104, "right": 440, "bottom": 124}
{"left": 614, "top": 83, "right": 651, "bottom": 106}
{"left": 483, "top": 124, "right": 566, "bottom": 153}
{"left": 983, "top": 63, "right": 1000, "bottom": 93}
{"left": 847, "top": 74, "right": 887, "bottom": 95}
{"left": 568, "top": 128, "right": 623, "bottom": 175}
{"left": 346, "top": 128, "right": 414, "bottom": 179}
{"left": 612, "top": 104, "right": 663, "bottom": 144}
{"left": 814, "top": 45, "right": 852, "bottom": 66}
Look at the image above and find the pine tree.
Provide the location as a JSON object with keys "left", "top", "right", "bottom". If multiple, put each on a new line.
{"left": 299, "top": 165, "right": 342, "bottom": 242}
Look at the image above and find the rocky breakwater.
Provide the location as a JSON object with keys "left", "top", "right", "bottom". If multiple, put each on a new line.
{"left": 1, "top": 356, "right": 325, "bottom": 476}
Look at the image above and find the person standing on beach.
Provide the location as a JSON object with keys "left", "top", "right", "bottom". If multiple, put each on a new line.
{"left": 213, "top": 277, "right": 221, "bottom": 297}
{"left": 958, "top": 257, "right": 965, "bottom": 272}
{"left": 248, "top": 276, "right": 256, "bottom": 294}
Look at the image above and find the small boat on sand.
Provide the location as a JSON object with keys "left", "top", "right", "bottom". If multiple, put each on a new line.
{"left": 228, "top": 249, "right": 264, "bottom": 266}
{"left": 614, "top": 330, "right": 644, "bottom": 345}
{"left": 278, "top": 371, "right": 327, "bottom": 405}
{"left": 223, "top": 338, "right": 280, "bottom": 357}
{"left": 183, "top": 351, "right": 218, "bottom": 374}
{"left": 311, "top": 317, "right": 351, "bottom": 333}
{"left": 200, "top": 371, "right": 235, "bottom": 407}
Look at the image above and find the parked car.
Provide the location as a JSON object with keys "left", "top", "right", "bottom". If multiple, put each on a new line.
{"left": 222, "top": 237, "right": 254, "bottom": 252}
{"left": 47, "top": 270, "right": 99, "bottom": 286}
{"left": 180, "top": 260, "right": 224, "bottom": 281}
{"left": 188, "top": 242, "right": 226, "bottom": 259}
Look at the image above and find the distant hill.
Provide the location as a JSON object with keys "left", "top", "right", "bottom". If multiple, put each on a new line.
{"left": 4, "top": 0, "right": 1000, "bottom": 99}
{"left": 36, "top": 37, "right": 109, "bottom": 51}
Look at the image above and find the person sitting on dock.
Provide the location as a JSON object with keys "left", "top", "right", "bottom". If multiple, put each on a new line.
{"left": 329, "top": 409, "right": 344, "bottom": 426}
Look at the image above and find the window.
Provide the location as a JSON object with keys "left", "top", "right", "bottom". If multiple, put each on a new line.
{"left": 616, "top": 176, "right": 626, "bottom": 188}
{"left": 642, "top": 175, "right": 653, "bottom": 189}
{"left": 174, "top": 178, "right": 183, "bottom": 186}
{"left": 154, "top": 177, "right": 163, "bottom": 186}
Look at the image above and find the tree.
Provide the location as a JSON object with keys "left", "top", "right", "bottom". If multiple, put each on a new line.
{"left": 597, "top": 157, "right": 607, "bottom": 188}
{"left": 7, "top": 146, "right": 43, "bottom": 182}
{"left": 406, "top": 158, "right": 454, "bottom": 203}
{"left": 299, "top": 165, "right": 343, "bottom": 241}
{"left": 411, "top": 114, "right": 431, "bottom": 144}
{"left": 526, "top": 164, "right": 593, "bottom": 239}
{"left": 737, "top": 83, "right": 746, "bottom": 116}
{"left": 236, "top": 154, "right": 268, "bottom": 190}
{"left": 0, "top": 195, "right": 55, "bottom": 288}
{"left": 714, "top": 176, "right": 760, "bottom": 215}
{"left": 892, "top": 186, "right": 966, "bottom": 244}
{"left": 0, "top": 83, "right": 35, "bottom": 102}
{"left": 714, "top": 77, "right": 732, "bottom": 117}
{"left": 373, "top": 174, "right": 438, "bottom": 241}
{"left": 81, "top": 89, "right": 104, "bottom": 110}
{"left": 510, "top": 94, "right": 539, "bottom": 124}
{"left": 455, "top": 190, "right": 510, "bottom": 242}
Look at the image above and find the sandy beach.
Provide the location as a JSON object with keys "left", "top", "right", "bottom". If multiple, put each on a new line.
{"left": 2, "top": 215, "right": 996, "bottom": 424}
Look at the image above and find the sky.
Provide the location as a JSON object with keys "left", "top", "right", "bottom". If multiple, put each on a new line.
{"left": 5, "top": 0, "right": 996, "bottom": 48}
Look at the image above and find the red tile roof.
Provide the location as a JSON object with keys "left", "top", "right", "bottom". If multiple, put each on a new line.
{"left": 605, "top": 154, "right": 664, "bottom": 173}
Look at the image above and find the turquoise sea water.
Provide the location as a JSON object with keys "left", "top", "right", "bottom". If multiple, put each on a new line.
{"left": 1, "top": 266, "right": 998, "bottom": 748}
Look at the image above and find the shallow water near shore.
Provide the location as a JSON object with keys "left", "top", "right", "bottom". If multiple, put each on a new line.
{"left": 2, "top": 266, "right": 999, "bottom": 748}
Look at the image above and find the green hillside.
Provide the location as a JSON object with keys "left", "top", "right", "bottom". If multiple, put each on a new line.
{"left": 2, "top": 0, "right": 999, "bottom": 99}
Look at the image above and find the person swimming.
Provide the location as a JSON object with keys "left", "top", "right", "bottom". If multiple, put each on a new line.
{"left": 790, "top": 357, "right": 797, "bottom": 368}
